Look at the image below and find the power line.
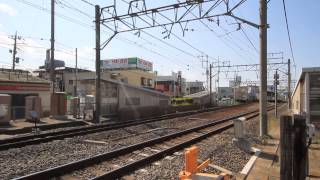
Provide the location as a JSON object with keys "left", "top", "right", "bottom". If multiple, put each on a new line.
{"left": 119, "top": 0, "right": 214, "bottom": 58}
{"left": 16, "top": 0, "right": 203, "bottom": 72}
{"left": 78, "top": 0, "right": 95, "bottom": 7}
{"left": 15, "top": 0, "right": 93, "bottom": 29}
{"left": 175, "top": 0, "right": 258, "bottom": 63}
{"left": 282, "top": 0, "right": 296, "bottom": 66}
{"left": 57, "top": 0, "right": 93, "bottom": 19}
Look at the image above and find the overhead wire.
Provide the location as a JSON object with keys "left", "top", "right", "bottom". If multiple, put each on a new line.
{"left": 176, "top": 0, "right": 258, "bottom": 63}
{"left": 282, "top": 0, "right": 296, "bottom": 77}
{"left": 118, "top": 0, "right": 213, "bottom": 58}
{"left": 57, "top": 0, "right": 93, "bottom": 19}
{"left": 13, "top": 0, "right": 205, "bottom": 76}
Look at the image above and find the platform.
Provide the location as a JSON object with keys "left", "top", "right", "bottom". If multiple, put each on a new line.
{"left": 0, "top": 116, "right": 87, "bottom": 137}
{"left": 245, "top": 116, "right": 320, "bottom": 180}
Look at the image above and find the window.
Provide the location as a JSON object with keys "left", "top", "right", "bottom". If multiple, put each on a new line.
{"left": 147, "top": 79, "right": 153, "bottom": 86}
{"left": 69, "top": 80, "right": 73, "bottom": 85}
{"left": 126, "top": 97, "right": 140, "bottom": 105}
{"left": 141, "top": 77, "right": 145, "bottom": 86}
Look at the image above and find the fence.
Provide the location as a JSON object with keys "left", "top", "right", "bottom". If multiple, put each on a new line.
{"left": 280, "top": 114, "right": 308, "bottom": 180}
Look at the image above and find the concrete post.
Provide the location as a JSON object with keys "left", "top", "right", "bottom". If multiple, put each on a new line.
{"left": 259, "top": 0, "right": 268, "bottom": 136}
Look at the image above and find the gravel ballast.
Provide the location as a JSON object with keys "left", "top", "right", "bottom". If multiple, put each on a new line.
{"left": 0, "top": 104, "right": 259, "bottom": 179}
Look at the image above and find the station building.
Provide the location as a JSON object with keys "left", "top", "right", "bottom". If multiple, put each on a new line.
{"left": 292, "top": 67, "right": 320, "bottom": 127}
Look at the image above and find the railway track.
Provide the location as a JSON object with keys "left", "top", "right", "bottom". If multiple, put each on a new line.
{"left": 0, "top": 107, "right": 222, "bottom": 149}
{"left": 13, "top": 106, "right": 273, "bottom": 180}
{"left": 0, "top": 105, "right": 245, "bottom": 150}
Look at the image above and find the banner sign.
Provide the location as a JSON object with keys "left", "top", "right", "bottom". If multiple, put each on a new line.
{"left": 101, "top": 57, "right": 153, "bottom": 71}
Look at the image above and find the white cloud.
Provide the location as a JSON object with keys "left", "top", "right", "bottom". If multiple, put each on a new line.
{"left": 0, "top": 3, "right": 18, "bottom": 16}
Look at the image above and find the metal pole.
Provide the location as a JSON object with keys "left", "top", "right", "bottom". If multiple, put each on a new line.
{"left": 12, "top": 31, "right": 17, "bottom": 71}
{"left": 209, "top": 63, "right": 212, "bottom": 106}
{"left": 233, "top": 75, "right": 236, "bottom": 104}
{"left": 95, "top": 5, "right": 101, "bottom": 123}
{"left": 288, "top": 59, "right": 291, "bottom": 109}
{"left": 74, "top": 48, "right": 78, "bottom": 96}
{"left": 275, "top": 70, "right": 278, "bottom": 117}
{"left": 50, "top": 0, "right": 55, "bottom": 93}
{"left": 259, "top": 0, "right": 268, "bottom": 136}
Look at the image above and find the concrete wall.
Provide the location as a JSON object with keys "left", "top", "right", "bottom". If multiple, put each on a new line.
{"left": 118, "top": 85, "right": 169, "bottom": 109}
{"left": 117, "top": 84, "right": 170, "bottom": 120}
{"left": 0, "top": 90, "right": 51, "bottom": 117}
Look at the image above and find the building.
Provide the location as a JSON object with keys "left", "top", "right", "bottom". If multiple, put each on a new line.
{"left": 36, "top": 58, "right": 156, "bottom": 95}
{"left": 35, "top": 67, "right": 91, "bottom": 93}
{"left": 184, "top": 81, "right": 204, "bottom": 95}
{"left": 104, "top": 69, "right": 156, "bottom": 88}
{"left": 78, "top": 78, "right": 170, "bottom": 120}
{"left": 0, "top": 68, "right": 51, "bottom": 119}
{"left": 292, "top": 67, "right": 320, "bottom": 127}
{"left": 184, "top": 91, "right": 215, "bottom": 107}
{"left": 63, "top": 69, "right": 156, "bottom": 95}
{"left": 217, "top": 87, "right": 234, "bottom": 100}
{"left": 101, "top": 57, "right": 156, "bottom": 88}
{"left": 155, "top": 71, "right": 186, "bottom": 97}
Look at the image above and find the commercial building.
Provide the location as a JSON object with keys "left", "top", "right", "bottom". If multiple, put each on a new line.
{"left": 0, "top": 68, "right": 51, "bottom": 119}
{"left": 184, "top": 81, "right": 204, "bottom": 95}
{"left": 292, "top": 67, "right": 320, "bottom": 126}
{"left": 63, "top": 69, "right": 156, "bottom": 95}
{"left": 101, "top": 57, "right": 156, "bottom": 88}
{"left": 36, "top": 57, "right": 156, "bottom": 95}
{"left": 155, "top": 71, "right": 186, "bottom": 97}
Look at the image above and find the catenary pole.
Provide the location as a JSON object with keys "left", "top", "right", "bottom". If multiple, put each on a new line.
{"left": 74, "top": 48, "right": 78, "bottom": 96}
{"left": 50, "top": 0, "right": 55, "bottom": 93}
{"left": 209, "top": 63, "right": 212, "bottom": 106}
{"left": 288, "top": 59, "right": 291, "bottom": 109}
{"left": 275, "top": 69, "right": 278, "bottom": 117}
{"left": 12, "top": 31, "right": 17, "bottom": 70}
{"left": 259, "top": 0, "right": 268, "bottom": 136}
{"left": 95, "top": 5, "right": 101, "bottom": 123}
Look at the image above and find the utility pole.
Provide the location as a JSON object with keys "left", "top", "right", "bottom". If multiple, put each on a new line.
{"left": 11, "top": 31, "right": 17, "bottom": 70}
{"left": 233, "top": 74, "right": 237, "bottom": 105}
{"left": 73, "top": 48, "right": 78, "bottom": 97}
{"left": 209, "top": 63, "right": 212, "bottom": 106}
{"left": 287, "top": 59, "right": 291, "bottom": 109}
{"left": 259, "top": 0, "right": 268, "bottom": 136}
{"left": 50, "top": 0, "right": 55, "bottom": 93}
{"left": 217, "top": 57, "right": 220, "bottom": 101}
{"left": 199, "top": 54, "right": 209, "bottom": 91}
{"left": 274, "top": 69, "right": 279, "bottom": 117}
{"left": 95, "top": 5, "right": 101, "bottom": 124}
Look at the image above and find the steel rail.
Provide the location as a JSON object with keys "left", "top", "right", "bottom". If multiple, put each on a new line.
{"left": 0, "top": 105, "right": 241, "bottom": 150}
{"left": 92, "top": 112, "right": 264, "bottom": 180}
{"left": 13, "top": 106, "right": 270, "bottom": 180}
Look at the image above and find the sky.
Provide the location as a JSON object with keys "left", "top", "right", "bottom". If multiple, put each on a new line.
{"left": 0, "top": 0, "right": 319, "bottom": 89}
